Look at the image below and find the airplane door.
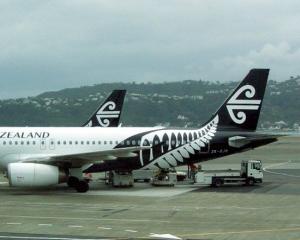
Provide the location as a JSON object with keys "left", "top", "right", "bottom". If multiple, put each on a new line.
{"left": 40, "top": 139, "right": 47, "bottom": 150}
{"left": 49, "top": 139, "right": 55, "bottom": 150}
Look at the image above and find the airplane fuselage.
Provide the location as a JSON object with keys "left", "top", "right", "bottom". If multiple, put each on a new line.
{"left": 0, "top": 116, "right": 277, "bottom": 173}
{"left": 0, "top": 126, "right": 153, "bottom": 170}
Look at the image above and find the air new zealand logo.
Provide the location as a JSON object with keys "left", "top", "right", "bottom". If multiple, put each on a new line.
{"left": 226, "top": 85, "right": 261, "bottom": 124}
{"left": 96, "top": 101, "right": 120, "bottom": 127}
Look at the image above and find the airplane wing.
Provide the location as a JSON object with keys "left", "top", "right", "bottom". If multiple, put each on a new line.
{"left": 20, "top": 146, "right": 149, "bottom": 167}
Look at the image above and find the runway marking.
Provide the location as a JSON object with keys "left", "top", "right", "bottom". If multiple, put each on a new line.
{"left": 178, "top": 226, "right": 300, "bottom": 237}
{"left": 68, "top": 225, "right": 83, "bottom": 228}
{"left": 263, "top": 161, "right": 300, "bottom": 178}
{"left": 125, "top": 229, "right": 138, "bottom": 233}
{"left": 6, "top": 222, "right": 22, "bottom": 225}
{"left": 150, "top": 233, "right": 182, "bottom": 239}
{"left": 38, "top": 224, "right": 53, "bottom": 227}
{"left": 264, "top": 161, "right": 291, "bottom": 170}
{"left": 0, "top": 235, "right": 109, "bottom": 240}
{"left": 0, "top": 214, "right": 169, "bottom": 223}
{"left": 97, "top": 227, "right": 112, "bottom": 230}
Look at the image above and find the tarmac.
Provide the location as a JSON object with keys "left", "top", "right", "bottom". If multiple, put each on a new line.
{"left": 0, "top": 135, "right": 300, "bottom": 240}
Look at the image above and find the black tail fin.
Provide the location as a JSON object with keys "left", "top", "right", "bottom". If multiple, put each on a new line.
{"left": 209, "top": 69, "right": 269, "bottom": 131}
{"left": 82, "top": 90, "right": 126, "bottom": 127}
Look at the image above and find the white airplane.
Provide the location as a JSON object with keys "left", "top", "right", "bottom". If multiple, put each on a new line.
{"left": 0, "top": 69, "right": 278, "bottom": 193}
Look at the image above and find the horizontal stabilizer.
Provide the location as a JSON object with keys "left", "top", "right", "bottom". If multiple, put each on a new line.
{"left": 228, "top": 134, "right": 280, "bottom": 148}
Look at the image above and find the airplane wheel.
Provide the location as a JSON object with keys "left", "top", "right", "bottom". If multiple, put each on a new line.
{"left": 214, "top": 179, "right": 223, "bottom": 187}
{"left": 246, "top": 178, "right": 255, "bottom": 186}
{"left": 67, "top": 176, "right": 79, "bottom": 188}
{"left": 75, "top": 180, "right": 89, "bottom": 193}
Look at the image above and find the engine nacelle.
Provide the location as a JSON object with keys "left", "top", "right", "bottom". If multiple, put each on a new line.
{"left": 7, "top": 163, "right": 67, "bottom": 187}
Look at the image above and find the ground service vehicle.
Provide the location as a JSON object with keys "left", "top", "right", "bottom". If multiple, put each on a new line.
{"left": 194, "top": 160, "right": 263, "bottom": 187}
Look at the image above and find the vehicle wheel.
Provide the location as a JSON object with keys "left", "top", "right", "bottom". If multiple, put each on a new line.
{"left": 75, "top": 180, "right": 89, "bottom": 193}
{"left": 214, "top": 179, "right": 223, "bottom": 187}
{"left": 67, "top": 176, "right": 79, "bottom": 188}
{"left": 246, "top": 178, "right": 255, "bottom": 186}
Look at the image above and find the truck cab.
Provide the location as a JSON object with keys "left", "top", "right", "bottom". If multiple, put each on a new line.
{"left": 241, "top": 160, "right": 263, "bottom": 184}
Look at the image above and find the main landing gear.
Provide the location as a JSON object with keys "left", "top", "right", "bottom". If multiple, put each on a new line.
{"left": 67, "top": 176, "right": 90, "bottom": 193}
{"left": 66, "top": 168, "right": 90, "bottom": 193}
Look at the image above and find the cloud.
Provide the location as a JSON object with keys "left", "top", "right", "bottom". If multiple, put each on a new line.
{"left": 209, "top": 42, "right": 300, "bottom": 82}
{"left": 0, "top": 0, "right": 299, "bottom": 98}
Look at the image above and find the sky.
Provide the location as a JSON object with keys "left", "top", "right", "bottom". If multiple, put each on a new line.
{"left": 0, "top": 0, "right": 300, "bottom": 98}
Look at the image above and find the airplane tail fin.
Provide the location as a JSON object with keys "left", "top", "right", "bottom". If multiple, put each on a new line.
{"left": 207, "top": 69, "right": 269, "bottom": 131}
{"left": 82, "top": 90, "right": 126, "bottom": 127}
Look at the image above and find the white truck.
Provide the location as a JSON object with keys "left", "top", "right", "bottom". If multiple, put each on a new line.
{"left": 151, "top": 169, "right": 178, "bottom": 186}
{"left": 194, "top": 160, "right": 263, "bottom": 187}
{"left": 108, "top": 171, "right": 134, "bottom": 187}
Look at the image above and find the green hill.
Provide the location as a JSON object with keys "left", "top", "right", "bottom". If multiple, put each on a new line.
{"left": 0, "top": 77, "right": 299, "bottom": 129}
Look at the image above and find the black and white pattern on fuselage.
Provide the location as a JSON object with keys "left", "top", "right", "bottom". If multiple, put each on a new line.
{"left": 139, "top": 115, "right": 219, "bottom": 169}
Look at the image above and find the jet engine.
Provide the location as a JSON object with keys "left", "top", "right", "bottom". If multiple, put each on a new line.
{"left": 7, "top": 163, "right": 67, "bottom": 187}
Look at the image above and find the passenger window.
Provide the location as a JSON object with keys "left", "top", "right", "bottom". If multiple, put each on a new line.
{"left": 110, "top": 141, "right": 113, "bottom": 145}
{"left": 132, "top": 140, "right": 136, "bottom": 145}
{"left": 32, "top": 141, "right": 36, "bottom": 145}
{"left": 69, "top": 141, "right": 72, "bottom": 145}
{"left": 81, "top": 141, "right": 84, "bottom": 145}
{"left": 115, "top": 141, "right": 118, "bottom": 145}
{"left": 27, "top": 141, "right": 30, "bottom": 145}
{"left": 57, "top": 141, "right": 60, "bottom": 145}
{"left": 63, "top": 141, "right": 66, "bottom": 145}
{"left": 86, "top": 141, "right": 90, "bottom": 145}
{"left": 3, "top": 141, "right": 6, "bottom": 145}
{"left": 75, "top": 141, "right": 78, "bottom": 145}
{"left": 92, "top": 141, "right": 95, "bottom": 145}
{"left": 9, "top": 141, "right": 12, "bottom": 145}
{"left": 98, "top": 141, "right": 101, "bottom": 145}
{"left": 126, "top": 140, "right": 130, "bottom": 145}
{"left": 15, "top": 141, "right": 18, "bottom": 145}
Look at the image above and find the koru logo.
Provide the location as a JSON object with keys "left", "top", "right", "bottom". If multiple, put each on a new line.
{"left": 226, "top": 85, "right": 261, "bottom": 124}
{"left": 96, "top": 101, "right": 120, "bottom": 127}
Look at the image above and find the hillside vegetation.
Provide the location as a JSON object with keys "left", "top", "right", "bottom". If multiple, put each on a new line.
{"left": 0, "top": 76, "right": 299, "bottom": 128}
